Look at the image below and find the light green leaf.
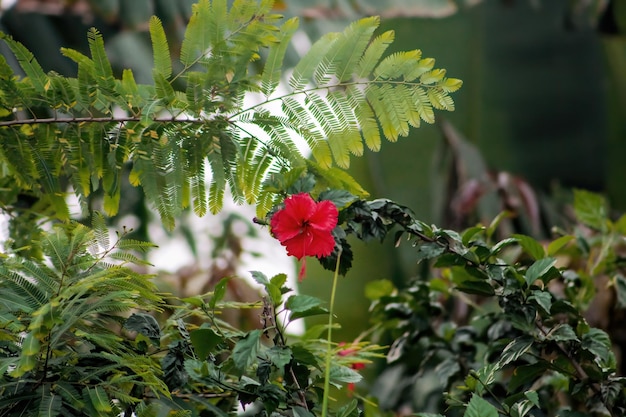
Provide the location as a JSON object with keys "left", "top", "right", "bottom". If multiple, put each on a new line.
{"left": 573, "top": 189, "right": 608, "bottom": 231}
{"left": 547, "top": 235, "right": 575, "bottom": 256}
{"left": 512, "top": 233, "right": 545, "bottom": 260}
{"left": 285, "top": 294, "right": 328, "bottom": 321}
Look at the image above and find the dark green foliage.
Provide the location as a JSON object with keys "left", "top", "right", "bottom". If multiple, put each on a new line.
{"left": 0, "top": 219, "right": 165, "bottom": 416}
{"left": 361, "top": 190, "right": 626, "bottom": 417}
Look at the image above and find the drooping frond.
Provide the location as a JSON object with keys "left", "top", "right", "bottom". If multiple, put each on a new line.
{"left": 0, "top": 0, "right": 461, "bottom": 227}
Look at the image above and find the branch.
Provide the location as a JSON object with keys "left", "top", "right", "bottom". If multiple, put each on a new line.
{"left": 0, "top": 115, "right": 214, "bottom": 128}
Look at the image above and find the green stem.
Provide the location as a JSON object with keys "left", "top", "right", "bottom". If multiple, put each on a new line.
{"left": 322, "top": 250, "right": 342, "bottom": 417}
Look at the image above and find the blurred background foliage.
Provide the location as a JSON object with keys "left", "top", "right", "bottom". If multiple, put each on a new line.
{"left": 1, "top": 0, "right": 624, "bottom": 344}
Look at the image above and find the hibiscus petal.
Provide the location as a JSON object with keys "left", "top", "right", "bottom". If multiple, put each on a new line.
{"left": 282, "top": 230, "right": 314, "bottom": 259}
{"left": 308, "top": 229, "right": 336, "bottom": 258}
{"left": 270, "top": 209, "right": 301, "bottom": 242}
{"left": 284, "top": 193, "right": 316, "bottom": 221}
{"left": 308, "top": 200, "right": 338, "bottom": 232}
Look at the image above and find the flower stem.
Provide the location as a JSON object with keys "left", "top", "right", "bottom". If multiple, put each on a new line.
{"left": 322, "top": 250, "right": 342, "bottom": 417}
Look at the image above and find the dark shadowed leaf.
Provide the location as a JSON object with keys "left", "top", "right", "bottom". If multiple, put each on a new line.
{"left": 124, "top": 313, "right": 161, "bottom": 346}
{"left": 190, "top": 328, "right": 223, "bottom": 360}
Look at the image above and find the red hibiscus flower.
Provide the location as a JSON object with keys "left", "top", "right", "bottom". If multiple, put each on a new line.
{"left": 270, "top": 193, "right": 338, "bottom": 279}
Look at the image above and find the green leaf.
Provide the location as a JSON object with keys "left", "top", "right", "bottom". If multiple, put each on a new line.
{"left": 524, "top": 257, "right": 557, "bottom": 287}
{"left": 285, "top": 294, "right": 328, "bottom": 321}
{"left": 232, "top": 329, "right": 262, "bottom": 371}
{"left": 548, "top": 324, "right": 579, "bottom": 342}
{"left": 512, "top": 234, "right": 545, "bottom": 260}
{"left": 87, "top": 28, "right": 116, "bottom": 98}
{"left": 573, "top": 189, "right": 608, "bottom": 231}
{"left": 21, "top": 331, "right": 41, "bottom": 356}
{"left": 528, "top": 290, "right": 552, "bottom": 315}
{"left": 55, "top": 382, "right": 85, "bottom": 410}
{"left": 582, "top": 328, "right": 616, "bottom": 370}
{"left": 496, "top": 336, "right": 534, "bottom": 369}
{"left": 337, "top": 399, "right": 359, "bottom": 417}
{"left": 356, "top": 30, "right": 394, "bottom": 78}
{"left": 38, "top": 388, "right": 62, "bottom": 417}
{"left": 329, "top": 364, "right": 362, "bottom": 386}
{"left": 455, "top": 279, "right": 495, "bottom": 296}
{"left": 86, "top": 387, "right": 112, "bottom": 413}
{"left": 318, "top": 189, "right": 358, "bottom": 209}
{"left": 124, "top": 313, "right": 161, "bottom": 346}
{"left": 510, "top": 392, "right": 539, "bottom": 417}
{"left": 266, "top": 346, "right": 292, "bottom": 370}
{"left": 508, "top": 362, "right": 548, "bottom": 393}
{"left": 293, "top": 406, "right": 316, "bottom": 417}
{"left": 209, "top": 277, "right": 229, "bottom": 310}
{"left": 190, "top": 328, "right": 223, "bottom": 360}
{"left": 463, "top": 394, "right": 498, "bottom": 417}
{"left": 547, "top": 235, "right": 575, "bottom": 256}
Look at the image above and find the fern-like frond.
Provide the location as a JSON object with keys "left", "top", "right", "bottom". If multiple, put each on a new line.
{"left": 356, "top": 29, "right": 394, "bottom": 78}
{"left": 179, "top": 0, "right": 212, "bottom": 68}
{"left": 87, "top": 28, "right": 116, "bottom": 100}
{"left": 261, "top": 17, "right": 298, "bottom": 97}
{"left": 289, "top": 32, "right": 339, "bottom": 90}
{"left": 0, "top": 33, "right": 48, "bottom": 94}
{"left": 149, "top": 16, "right": 172, "bottom": 79}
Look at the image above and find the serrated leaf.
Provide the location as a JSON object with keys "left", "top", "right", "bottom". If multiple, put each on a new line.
{"left": 329, "top": 363, "right": 362, "bottom": 386}
{"left": 232, "top": 329, "right": 262, "bottom": 371}
{"left": 266, "top": 346, "right": 292, "bottom": 370}
{"left": 318, "top": 189, "right": 357, "bottom": 208}
{"left": 463, "top": 394, "right": 498, "bottom": 417}
{"left": 0, "top": 33, "right": 48, "bottom": 93}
